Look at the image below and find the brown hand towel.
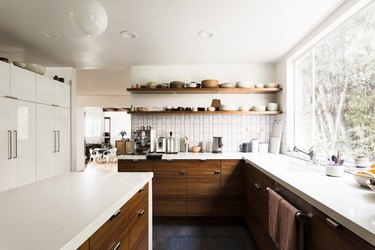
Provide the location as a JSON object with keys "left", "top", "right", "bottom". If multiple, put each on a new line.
{"left": 278, "top": 199, "right": 299, "bottom": 250}
{"left": 268, "top": 188, "right": 283, "bottom": 245}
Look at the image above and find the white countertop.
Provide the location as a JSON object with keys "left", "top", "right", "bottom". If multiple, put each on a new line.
{"left": 118, "top": 152, "right": 253, "bottom": 160}
{"left": 0, "top": 171, "right": 153, "bottom": 250}
{"left": 243, "top": 153, "right": 375, "bottom": 246}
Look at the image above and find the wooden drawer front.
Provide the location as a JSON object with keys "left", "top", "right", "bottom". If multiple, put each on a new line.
{"left": 90, "top": 202, "right": 130, "bottom": 250}
{"left": 130, "top": 184, "right": 148, "bottom": 219}
{"left": 187, "top": 160, "right": 221, "bottom": 197}
{"left": 221, "top": 160, "right": 243, "bottom": 195}
{"left": 154, "top": 198, "right": 186, "bottom": 216}
{"left": 118, "top": 160, "right": 153, "bottom": 172}
{"left": 187, "top": 197, "right": 221, "bottom": 216}
{"left": 77, "top": 239, "right": 90, "bottom": 250}
{"left": 308, "top": 209, "right": 374, "bottom": 250}
{"left": 129, "top": 201, "right": 148, "bottom": 250}
{"left": 245, "top": 163, "right": 273, "bottom": 204}
{"left": 153, "top": 161, "right": 186, "bottom": 197}
{"left": 153, "top": 160, "right": 188, "bottom": 172}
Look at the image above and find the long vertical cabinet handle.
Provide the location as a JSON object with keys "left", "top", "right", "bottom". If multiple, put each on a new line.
{"left": 57, "top": 130, "right": 60, "bottom": 152}
{"left": 53, "top": 131, "right": 56, "bottom": 153}
{"left": 13, "top": 130, "right": 17, "bottom": 158}
{"left": 7, "top": 130, "right": 12, "bottom": 159}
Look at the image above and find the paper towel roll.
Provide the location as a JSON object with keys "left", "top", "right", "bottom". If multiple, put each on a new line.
{"left": 269, "top": 136, "right": 281, "bottom": 154}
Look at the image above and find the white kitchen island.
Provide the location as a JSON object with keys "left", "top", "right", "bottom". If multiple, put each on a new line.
{"left": 0, "top": 171, "right": 153, "bottom": 250}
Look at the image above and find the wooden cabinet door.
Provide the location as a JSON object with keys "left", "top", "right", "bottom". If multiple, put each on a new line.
{"left": 187, "top": 160, "right": 221, "bottom": 216}
{"left": 153, "top": 160, "right": 187, "bottom": 216}
{"left": 308, "top": 208, "right": 374, "bottom": 250}
{"left": 118, "top": 160, "right": 153, "bottom": 172}
{"left": 221, "top": 160, "right": 243, "bottom": 216}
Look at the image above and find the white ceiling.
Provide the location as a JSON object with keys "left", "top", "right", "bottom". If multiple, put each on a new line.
{"left": 0, "top": 0, "right": 345, "bottom": 69}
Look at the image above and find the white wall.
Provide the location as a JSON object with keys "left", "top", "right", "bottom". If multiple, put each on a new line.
{"left": 84, "top": 107, "right": 104, "bottom": 144}
{"left": 76, "top": 95, "right": 131, "bottom": 108}
{"left": 75, "top": 108, "right": 85, "bottom": 171}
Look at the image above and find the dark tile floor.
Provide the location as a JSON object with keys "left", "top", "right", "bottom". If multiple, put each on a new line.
{"left": 153, "top": 224, "right": 258, "bottom": 250}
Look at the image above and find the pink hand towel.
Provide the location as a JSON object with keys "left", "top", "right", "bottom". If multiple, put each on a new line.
{"left": 268, "top": 188, "right": 283, "bottom": 244}
{"left": 278, "top": 198, "right": 299, "bottom": 250}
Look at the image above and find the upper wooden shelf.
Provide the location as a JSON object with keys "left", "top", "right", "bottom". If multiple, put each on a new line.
{"left": 126, "top": 87, "right": 282, "bottom": 94}
{"left": 128, "top": 111, "right": 282, "bottom": 115}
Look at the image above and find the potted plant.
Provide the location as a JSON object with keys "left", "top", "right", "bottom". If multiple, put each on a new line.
{"left": 119, "top": 131, "right": 127, "bottom": 140}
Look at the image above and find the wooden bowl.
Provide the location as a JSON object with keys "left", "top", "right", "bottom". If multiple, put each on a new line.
{"left": 191, "top": 146, "right": 201, "bottom": 153}
{"left": 201, "top": 79, "right": 219, "bottom": 88}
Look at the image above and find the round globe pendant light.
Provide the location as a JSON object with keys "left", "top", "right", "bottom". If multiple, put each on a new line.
{"left": 69, "top": 0, "right": 108, "bottom": 37}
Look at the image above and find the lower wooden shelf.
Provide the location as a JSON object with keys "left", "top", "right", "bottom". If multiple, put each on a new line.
{"left": 128, "top": 111, "right": 282, "bottom": 115}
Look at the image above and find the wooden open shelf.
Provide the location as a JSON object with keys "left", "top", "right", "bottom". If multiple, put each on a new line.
{"left": 126, "top": 87, "right": 282, "bottom": 94}
{"left": 128, "top": 111, "right": 282, "bottom": 115}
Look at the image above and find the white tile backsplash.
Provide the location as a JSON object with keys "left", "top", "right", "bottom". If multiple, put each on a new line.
{"left": 132, "top": 114, "right": 283, "bottom": 152}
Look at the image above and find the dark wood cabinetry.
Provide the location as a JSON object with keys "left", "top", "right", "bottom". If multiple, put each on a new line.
{"left": 244, "top": 162, "right": 277, "bottom": 250}
{"left": 78, "top": 184, "right": 149, "bottom": 250}
{"left": 187, "top": 160, "right": 221, "bottom": 216}
{"left": 220, "top": 160, "right": 243, "bottom": 216}
{"left": 153, "top": 160, "right": 187, "bottom": 216}
{"left": 118, "top": 160, "right": 153, "bottom": 172}
{"left": 308, "top": 208, "right": 374, "bottom": 250}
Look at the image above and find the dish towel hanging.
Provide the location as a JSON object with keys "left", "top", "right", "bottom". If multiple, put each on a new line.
{"left": 268, "top": 189, "right": 302, "bottom": 250}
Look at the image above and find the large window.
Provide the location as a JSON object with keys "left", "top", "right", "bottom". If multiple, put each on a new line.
{"left": 294, "top": 2, "right": 375, "bottom": 161}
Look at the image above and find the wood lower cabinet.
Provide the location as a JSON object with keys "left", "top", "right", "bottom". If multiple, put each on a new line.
{"left": 308, "top": 208, "right": 374, "bottom": 250}
{"left": 244, "top": 162, "right": 277, "bottom": 250}
{"left": 80, "top": 183, "right": 149, "bottom": 250}
{"left": 153, "top": 160, "right": 187, "bottom": 216}
{"left": 187, "top": 160, "right": 221, "bottom": 216}
{"left": 220, "top": 160, "right": 243, "bottom": 216}
{"left": 118, "top": 160, "right": 153, "bottom": 172}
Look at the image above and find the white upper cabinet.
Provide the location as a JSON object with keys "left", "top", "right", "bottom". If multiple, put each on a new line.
{"left": 36, "top": 75, "right": 70, "bottom": 108}
{"left": 10, "top": 65, "right": 36, "bottom": 102}
{"left": 0, "top": 61, "right": 11, "bottom": 97}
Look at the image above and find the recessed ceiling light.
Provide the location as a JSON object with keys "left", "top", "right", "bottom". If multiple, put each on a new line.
{"left": 120, "top": 31, "right": 139, "bottom": 39}
{"left": 198, "top": 30, "right": 215, "bottom": 38}
{"left": 42, "top": 31, "right": 62, "bottom": 39}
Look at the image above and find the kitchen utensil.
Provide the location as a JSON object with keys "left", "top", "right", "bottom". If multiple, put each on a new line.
{"left": 170, "top": 81, "right": 185, "bottom": 88}
{"left": 219, "top": 82, "right": 235, "bottom": 88}
{"left": 201, "top": 79, "right": 219, "bottom": 88}
{"left": 326, "top": 165, "right": 344, "bottom": 177}
{"left": 199, "top": 141, "right": 206, "bottom": 152}
{"left": 239, "top": 143, "right": 251, "bottom": 152}
{"left": 211, "top": 99, "right": 221, "bottom": 111}
{"left": 156, "top": 137, "right": 166, "bottom": 153}
{"left": 254, "top": 83, "right": 265, "bottom": 88}
{"left": 236, "top": 81, "right": 252, "bottom": 88}
{"left": 191, "top": 146, "right": 201, "bottom": 153}
{"left": 166, "top": 131, "right": 177, "bottom": 154}
{"left": 251, "top": 139, "right": 259, "bottom": 153}
{"left": 355, "top": 156, "right": 369, "bottom": 168}
{"left": 265, "top": 83, "right": 279, "bottom": 88}
{"left": 212, "top": 137, "right": 223, "bottom": 153}
{"left": 219, "top": 104, "right": 238, "bottom": 111}
{"left": 269, "top": 136, "right": 281, "bottom": 154}
{"left": 259, "top": 143, "right": 269, "bottom": 153}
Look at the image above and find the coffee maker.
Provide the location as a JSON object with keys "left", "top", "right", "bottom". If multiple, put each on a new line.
{"left": 133, "top": 126, "right": 156, "bottom": 154}
{"left": 212, "top": 137, "right": 223, "bottom": 153}
{"left": 156, "top": 137, "right": 166, "bottom": 153}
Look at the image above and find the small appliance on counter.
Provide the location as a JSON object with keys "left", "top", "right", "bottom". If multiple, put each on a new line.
{"left": 166, "top": 131, "right": 178, "bottom": 154}
{"left": 156, "top": 137, "right": 166, "bottom": 153}
{"left": 212, "top": 137, "right": 223, "bottom": 153}
{"left": 133, "top": 126, "right": 156, "bottom": 154}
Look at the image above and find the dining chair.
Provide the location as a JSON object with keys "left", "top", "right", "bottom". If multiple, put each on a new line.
{"left": 90, "top": 149, "right": 102, "bottom": 163}
{"left": 103, "top": 150, "right": 112, "bottom": 163}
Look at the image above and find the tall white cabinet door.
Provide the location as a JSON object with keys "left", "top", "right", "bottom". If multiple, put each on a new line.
{"left": 0, "top": 98, "right": 15, "bottom": 192}
{"left": 36, "top": 75, "right": 55, "bottom": 105}
{"left": 10, "top": 65, "right": 35, "bottom": 102}
{"left": 0, "top": 61, "right": 11, "bottom": 97}
{"left": 13, "top": 99, "right": 36, "bottom": 187}
{"left": 55, "top": 107, "right": 70, "bottom": 175}
{"left": 55, "top": 82, "right": 70, "bottom": 108}
{"left": 36, "top": 104, "right": 56, "bottom": 181}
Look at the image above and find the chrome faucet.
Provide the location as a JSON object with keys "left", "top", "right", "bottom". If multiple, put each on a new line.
{"left": 293, "top": 146, "right": 317, "bottom": 163}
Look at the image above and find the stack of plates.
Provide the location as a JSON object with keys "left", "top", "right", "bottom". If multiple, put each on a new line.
{"left": 220, "top": 105, "right": 238, "bottom": 111}
{"left": 267, "top": 103, "right": 279, "bottom": 111}
{"left": 265, "top": 83, "right": 279, "bottom": 88}
{"left": 251, "top": 106, "right": 266, "bottom": 111}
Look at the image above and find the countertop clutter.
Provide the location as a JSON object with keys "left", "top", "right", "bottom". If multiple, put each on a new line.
{"left": 0, "top": 171, "right": 153, "bottom": 250}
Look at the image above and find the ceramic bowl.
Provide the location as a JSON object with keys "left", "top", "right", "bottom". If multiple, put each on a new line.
{"left": 354, "top": 157, "right": 370, "bottom": 168}
{"left": 254, "top": 83, "right": 265, "bottom": 88}
{"left": 265, "top": 83, "right": 279, "bottom": 88}
{"left": 236, "top": 81, "right": 252, "bottom": 88}
{"left": 219, "top": 82, "right": 235, "bottom": 88}
{"left": 219, "top": 104, "right": 238, "bottom": 111}
{"left": 251, "top": 106, "right": 266, "bottom": 111}
{"left": 207, "top": 107, "right": 216, "bottom": 112}
{"left": 186, "top": 82, "right": 197, "bottom": 88}
{"left": 239, "top": 106, "right": 250, "bottom": 111}
{"left": 191, "top": 146, "right": 201, "bottom": 153}
{"left": 170, "top": 81, "right": 185, "bottom": 88}
{"left": 352, "top": 171, "right": 374, "bottom": 187}
{"left": 201, "top": 79, "right": 219, "bottom": 88}
{"left": 267, "top": 103, "right": 279, "bottom": 111}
